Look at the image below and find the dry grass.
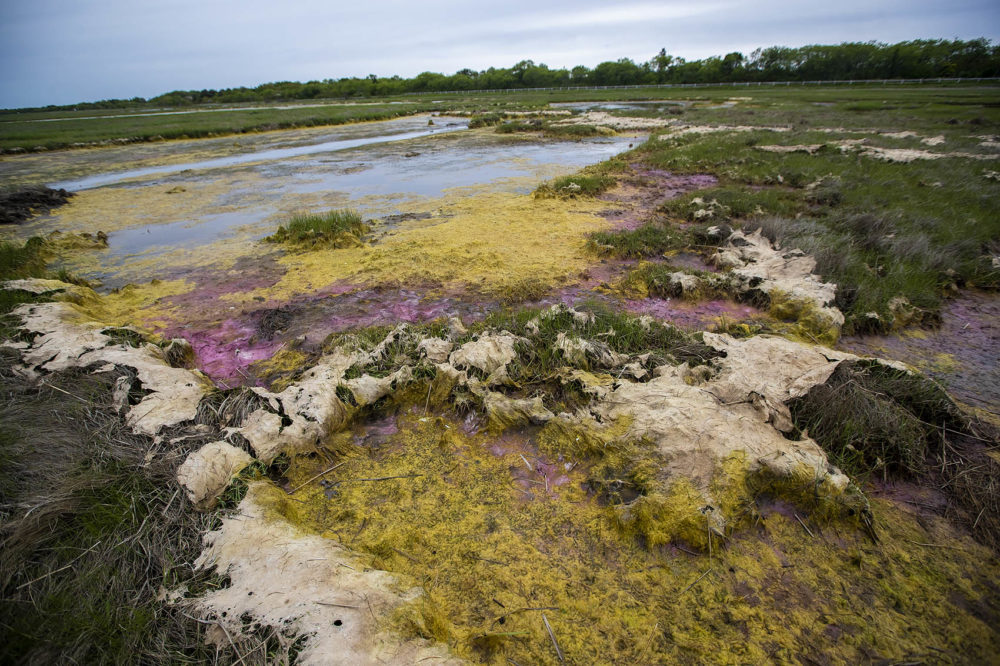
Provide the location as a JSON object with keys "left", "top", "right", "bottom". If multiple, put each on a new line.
{"left": 789, "top": 360, "right": 1000, "bottom": 549}
{"left": 0, "top": 349, "right": 293, "bottom": 663}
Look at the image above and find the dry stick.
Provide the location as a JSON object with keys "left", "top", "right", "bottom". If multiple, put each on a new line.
{"left": 181, "top": 612, "right": 248, "bottom": 666}
{"left": 287, "top": 461, "right": 347, "bottom": 494}
{"left": 681, "top": 568, "right": 714, "bottom": 596}
{"left": 316, "top": 602, "right": 361, "bottom": 609}
{"left": 40, "top": 380, "right": 88, "bottom": 403}
{"left": 906, "top": 540, "right": 967, "bottom": 551}
{"left": 161, "top": 488, "right": 180, "bottom": 517}
{"left": 541, "top": 613, "right": 564, "bottom": 663}
{"left": 794, "top": 513, "right": 815, "bottom": 538}
{"left": 349, "top": 474, "right": 422, "bottom": 482}
{"left": 17, "top": 540, "right": 103, "bottom": 590}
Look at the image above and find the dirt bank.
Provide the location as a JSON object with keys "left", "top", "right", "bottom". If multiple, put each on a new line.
{"left": 0, "top": 186, "right": 74, "bottom": 225}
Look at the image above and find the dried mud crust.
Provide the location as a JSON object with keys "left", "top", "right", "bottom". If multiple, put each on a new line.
{"left": 839, "top": 290, "right": 1000, "bottom": 417}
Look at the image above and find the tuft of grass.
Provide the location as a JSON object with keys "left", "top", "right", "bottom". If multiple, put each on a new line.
{"left": 588, "top": 223, "right": 689, "bottom": 258}
{"left": 789, "top": 360, "right": 1000, "bottom": 548}
{"left": 534, "top": 172, "right": 616, "bottom": 198}
{"left": 265, "top": 209, "right": 368, "bottom": 248}
{"left": 0, "top": 237, "right": 49, "bottom": 280}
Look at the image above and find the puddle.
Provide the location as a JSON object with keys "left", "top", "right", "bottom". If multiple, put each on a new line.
{"left": 839, "top": 290, "right": 1000, "bottom": 417}
{"left": 51, "top": 122, "right": 469, "bottom": 190}
{"left": 16, "top": 120, "right": 641, "bottom": 288}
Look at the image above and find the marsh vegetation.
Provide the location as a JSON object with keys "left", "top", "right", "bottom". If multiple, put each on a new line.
{"left": 2, "top": 78, "right": 999, "bottom": 664}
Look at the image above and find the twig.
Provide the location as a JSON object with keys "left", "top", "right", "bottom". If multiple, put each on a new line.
{"left": 40, "top": 381, "right": 88, "bottom": 403}
{"left": 287, "top": 461, "right": 347, "bottom": 494}
{"left": 316, "top": 602, "right": 361, "bottom": 609}
{"left": 392, "top": 547, "right": 421, "bottom": 564}
{"left": 680, "top": 567, "right": 714, "bottom": 595}
{"left": 17, "top": 540, "right": 102, "bottom": 589}
{"left": 519, "top": 454, "right": 533, "bottom": 472}
{"left": 794, "top": 513, "right": 815, "bottom": 538}
{"left": 348, "top": 474, "right": 422, "bottom": 482}
{"left": 906, "top": 540, "right": 967, "bottom": 551}
{"left": 180, "top": 612, "right": 248, "bottom": 666}
{"left": 541, "top": 613, "right": 564, "bottom": 662}
{"left": 161, "top": 488, "right": 180, "bottom": 517}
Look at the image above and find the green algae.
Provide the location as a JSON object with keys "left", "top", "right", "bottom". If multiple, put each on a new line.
{"left": 765, "top": 288, "right": 842, "bottom": 346}
{"left": 271, "top": 411, "right": 1000, "bottom": 664}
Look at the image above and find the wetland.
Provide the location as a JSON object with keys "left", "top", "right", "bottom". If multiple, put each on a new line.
{"left": 2, "top": 84, "right": 1000, "bottom": 665}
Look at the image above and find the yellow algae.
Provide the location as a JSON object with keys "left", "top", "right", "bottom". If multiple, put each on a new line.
{"left": 248, "top": 347, "right": 309, "bottom": 391}
{"left": 224, "top": 192, "right": 611, "bottom": 304}
{"left": 89, "top": 279, "right": 194, "bottom": 329}
{"left": 40, "top": 175, "right": 269, "bottom": 235}
{"left": 270, "top": 412, "right": 1000, "bottom": 664}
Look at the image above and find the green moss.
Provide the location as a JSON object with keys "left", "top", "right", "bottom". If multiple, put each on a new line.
{"left": 765, "top": 289, "right": 842, "bottom": 345}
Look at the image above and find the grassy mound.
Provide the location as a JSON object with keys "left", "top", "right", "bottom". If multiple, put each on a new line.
{"left": 265, "top": 209, "right": 368, "bottom": 249}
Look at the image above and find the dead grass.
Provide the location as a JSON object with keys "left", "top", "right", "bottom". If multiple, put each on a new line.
{"left": 0, "top": 350, "right": 289, "bottom": 663}
{"left": 789, "top": 359, "right": 1000, "bottom": 549}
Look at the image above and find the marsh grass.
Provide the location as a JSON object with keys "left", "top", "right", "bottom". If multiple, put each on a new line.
{"left": 631, "top": 113, "right": 1000, "bottom": 331}
{"left": 266, "top": 209, "right": 368, "bottom": 248}
{"left": 588, "top": 222, "right": 690, "bottom": 258}
{"left": 534, "top": 170, "right": 618, "bottom": 198}
{"left": 0, "top": 103, "right": 434, "bottom": 152}
{"left": 0, "top": 357, "right": 251, "bottom": 663}
{"left": 789, "top": 359, "right": 1000, "bottom": 548}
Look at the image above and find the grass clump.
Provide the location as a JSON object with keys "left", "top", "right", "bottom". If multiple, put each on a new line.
{"left": 790, "top": 359, "right": 1000, "bottom": 548}
{"left": 534, "top": 172, "right": 616, "bottom": 198}
{"left": 467, "top": 112, "right": 506, "bottom": 129}
{"left": 265, "top": 209, "right": 368, "bottom": 248}
{"left": 588, "top": 222, "right": 689, "bottom": 258}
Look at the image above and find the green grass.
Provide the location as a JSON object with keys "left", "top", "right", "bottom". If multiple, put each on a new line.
{"left": 266, "top": 209, "right": 368, "bottom": 248}
{"left": 588, "top": 223, "right": 691, "bottom": 258}
{"left": 0, "top": 102, "right": 434, "bottom": 152}
{"left": 596, "top": 89, "right": 1000, "bottom": 333}
{"left": 0, "top": 361, "right": 232, "bottom": 663}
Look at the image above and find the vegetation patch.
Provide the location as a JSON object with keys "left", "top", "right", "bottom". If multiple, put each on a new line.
{"left": 0, "top": 359, "right": 255, "bottom": 664}
{"left": 790, "top": 360, "right": 1000, "bottom": 548}
{"left": 265, "top": 208, "right": 369, "bottom": 249}
{"left": 271, "top": 409, "right": 1000, "bottom": 664}
{"left": 0, "top": 186, "right": 75, "bottom": 224}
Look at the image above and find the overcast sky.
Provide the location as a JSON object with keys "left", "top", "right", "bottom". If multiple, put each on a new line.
{"left": 1, "top": 0, "right": 998, "bottom": 108}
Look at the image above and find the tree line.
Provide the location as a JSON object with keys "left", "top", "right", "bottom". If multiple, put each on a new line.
{"left": 23, "top": 39, "right": 1000, "bottom": 111}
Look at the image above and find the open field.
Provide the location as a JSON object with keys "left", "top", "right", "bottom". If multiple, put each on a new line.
{"left": 2, "top": 83, "right": 1000, "bottom": 664}
{"left": 2, "top": 82, "right": 997, "bottom": 152}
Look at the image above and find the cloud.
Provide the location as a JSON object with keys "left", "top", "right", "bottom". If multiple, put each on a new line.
{"left": 0, "top": 0, "right": 997, "bottom": 107}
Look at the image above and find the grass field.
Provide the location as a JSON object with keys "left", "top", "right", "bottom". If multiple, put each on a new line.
{"left": 2, "top": 82, "right": 996, "bottom": 152}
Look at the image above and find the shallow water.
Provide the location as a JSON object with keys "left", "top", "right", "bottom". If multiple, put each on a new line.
{"left": 51, "top": 122, "right": 469, "bottom": 191}
{"left": 19, "top": 117, "right": 641, "bottom": 286}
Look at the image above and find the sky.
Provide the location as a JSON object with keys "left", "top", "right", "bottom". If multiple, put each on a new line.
{"left": 1, "top": 0, "right": 998, "bottom": 109}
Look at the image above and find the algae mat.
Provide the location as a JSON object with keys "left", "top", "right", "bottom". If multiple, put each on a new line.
{"left": 266, "top": 412, "right": 1000, "bottom": 664}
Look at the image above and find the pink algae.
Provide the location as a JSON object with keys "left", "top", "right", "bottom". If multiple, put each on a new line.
{"left": 625, "top": 297, "right": 760, "bottom": 331}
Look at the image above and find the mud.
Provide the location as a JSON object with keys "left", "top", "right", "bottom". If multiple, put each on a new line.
{"left": 839, "top": 290, "right": 1000, "bottom": 419}
{"left": 598, "top": 168, "right": 718, "bottom": 230}
{"left": 0, "top": 186, "right": 74, "bottom": 225}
